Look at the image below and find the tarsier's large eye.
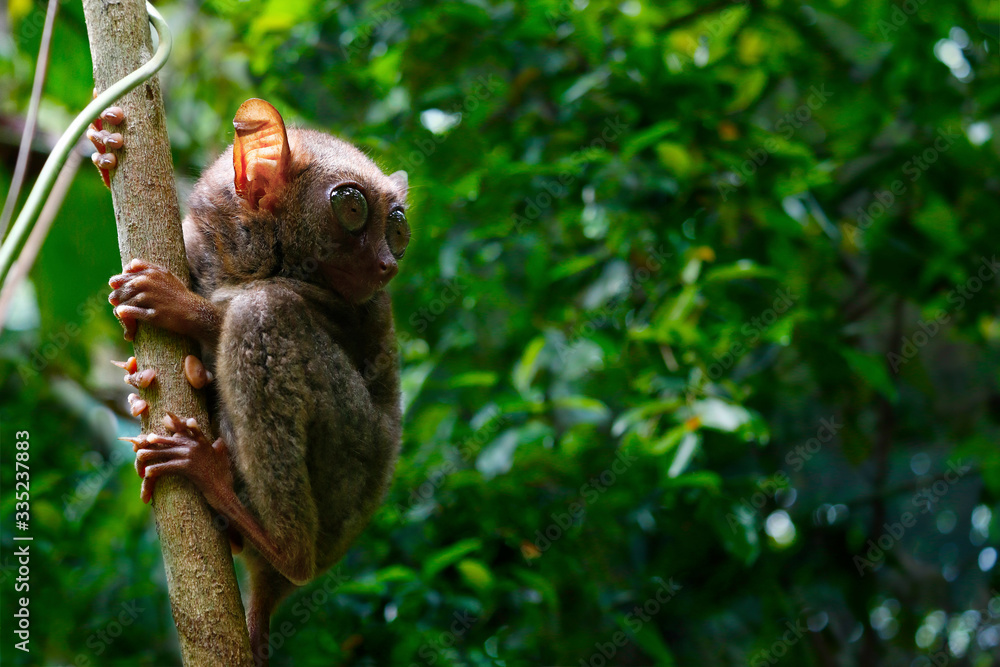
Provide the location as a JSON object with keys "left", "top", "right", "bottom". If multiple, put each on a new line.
{"left": 330, "top": 186, "right": 368, "bottom": 233}
{"left": 386, "top": 209, "right": 410, "bottom": 259}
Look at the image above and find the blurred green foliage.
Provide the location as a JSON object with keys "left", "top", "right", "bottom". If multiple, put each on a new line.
{"left": 2, "top": 0, "right": 1000, "bottom": 665}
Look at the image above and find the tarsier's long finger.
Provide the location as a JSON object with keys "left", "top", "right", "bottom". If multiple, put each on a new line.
{"left": 184, "top": 355, "right": 213, "bottom": 389}
{"left": 112, "top": 356, "right": 155, "bottom": 387}
{"left": 125, "top": 433, "right": 184, "bottom": 453}
{"left": 100, "top": 106, "right": 124, "bottom": 126}
{"left": 127, "top": 393, "right": 149, "bottom": 417}
{"left": 91, "top": 151, "right": 117, "bottom": 171}
{"left": 134, "top": 440, "right": 193, "bottom": 481}
{"left": 140, "top": 476, "right": 155, "bottom": 504}
{"left": 136, "top": 446, "right": 190, "bottom": 470}
{"left": 87, "top": 128, "right": 121, "bottom": 153}
{"left": 118, "top": 434, "right": 148, "bottom": 452}
{"left": 142, "top": 459, "right": 190, "bottom": 484}
{"left": 126, "top": 368, "right": 156, "bottom": 389}
{"left": 109, "top": 276, "right": 151, "bottom": 307}
{"left": 161, "top": 412, "right": 203, "bottom": 441}
{"left": 89, "top": 105, "right": 124, "bottom": 188}
{"left": 108, "top": 259, "right": 153, "bottom": 288}
{"left": 113, "top": 305, "right": 152, "bottom": 341}
{"left": 112, "top": 357, "right": 138, "bottom": 373}
{"left": 162, "top": 411, "right": 187, "bottom": 436}
{"left": 87, "top": 126, "right": 107, "bottom": 153}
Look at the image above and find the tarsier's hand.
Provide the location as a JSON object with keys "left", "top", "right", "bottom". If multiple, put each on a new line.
{"left": 109, "top": 259, "right": 206, "bottom": 341}
{"left": 87, "top": 104, "right": 124, "bottom": 188}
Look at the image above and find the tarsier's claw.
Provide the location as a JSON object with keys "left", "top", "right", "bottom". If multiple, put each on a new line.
{"left": 184, "top": 355, "right": 213, "bottom": 388}
{"left": 127, "top": 393, "right": 149, "bottom": 417}
{"left": 118, "top": 434, "right": 148, "bottom": 452}
{"left": 162, "top": 411, "right": 185, "bottom": 434}
{"left": 86, "top": 127, "right": 106, "bottom": 153}
{"left": 112, "top": 357, "right": 139, "bottom": 373}
{"left": 140, "top": 478, "right": 154, "bottom": 504}
{"left": 100, "top": 106, "right": 124, "bottom": 125}
{"left": 92, "top": 152, "right": 117, "bottom": 170}
{"left": 113, "top": 305, "right": 150, "bottom": 341}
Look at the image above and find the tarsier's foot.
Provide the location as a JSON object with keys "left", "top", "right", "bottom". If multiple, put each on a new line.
{"left": 109, "top": 259, "right": 193, "bottom": 341}
{"left": 184, "top": 354, "right": 213, "bottom": 389}
{"left": 122, "top": 412, "right": 234, "bottom": 505}
{"left": 87, "top": 102, "right": 124, "bottom": 187}
{"left": 111, "top": 357, "right": 156, "bottom": 416}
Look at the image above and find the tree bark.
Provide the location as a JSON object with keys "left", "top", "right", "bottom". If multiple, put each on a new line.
{"left": 81, "top": 1, "right": 254, "bottom": 665}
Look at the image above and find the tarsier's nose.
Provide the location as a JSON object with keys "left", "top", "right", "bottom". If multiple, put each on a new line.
{"left": 378, "top": 257, "right": 398, "bottom": 282}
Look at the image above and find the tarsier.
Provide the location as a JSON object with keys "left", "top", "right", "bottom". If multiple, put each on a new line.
{"left": 90, "top": 98, "right": 408, "bottom": 665}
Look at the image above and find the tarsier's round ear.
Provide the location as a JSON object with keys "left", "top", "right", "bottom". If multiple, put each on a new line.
{"left": 388, "top": 170, "right": 408, "bottom": 197}
{"left": 233, "top": 98, "right": 290, "bottom": 212}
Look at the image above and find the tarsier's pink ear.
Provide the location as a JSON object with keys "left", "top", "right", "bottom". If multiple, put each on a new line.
{"left": 233, "top": 98, "right": 290, "bottom": 212}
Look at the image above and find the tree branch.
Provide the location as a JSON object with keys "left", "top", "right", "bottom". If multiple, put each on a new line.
{"left": 81, "top": 1, "right": 253, "bottom": 664}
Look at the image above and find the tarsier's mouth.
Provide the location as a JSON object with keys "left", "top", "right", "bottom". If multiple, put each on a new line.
{"left": 324, "top": 264, "right": 385, "bottom": 303}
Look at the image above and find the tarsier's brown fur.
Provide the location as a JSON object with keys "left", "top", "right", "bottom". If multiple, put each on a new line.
{"left": 104, "top": 100, "right": 407, "bottom": 665}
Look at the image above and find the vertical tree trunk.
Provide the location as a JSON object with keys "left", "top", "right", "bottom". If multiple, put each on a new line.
{"left": 81, "top": 1, "right": 254, "bottom": 664}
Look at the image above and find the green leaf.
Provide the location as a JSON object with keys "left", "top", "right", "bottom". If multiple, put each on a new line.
{"left": 422, "top": 538, "right": 483, "bottom": 579}
{"left": 450, "top": 371, "right": 499, "bottom": 388}
{"left": 621, "top": 120, "right": 681, "bottom": 160}
{"left": 842, "top": 348, "right": 898, "bottom": 402}
{"left": 618, "top": 614, "right": 676, "bottom": 665}
{"left": 551, "top": 395, "right": 611, "bottom": 421}
{"left": 667, "top": 432, "right": 700, "bottom": 478}
{"left": 374, "top": 565, "right": 419, "bottom": 584}
{"left": 456, "top": 558, "right": 494, "bottom": 592}
{"left": 512, "top": 336, "right": 547, "bottom": 395}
